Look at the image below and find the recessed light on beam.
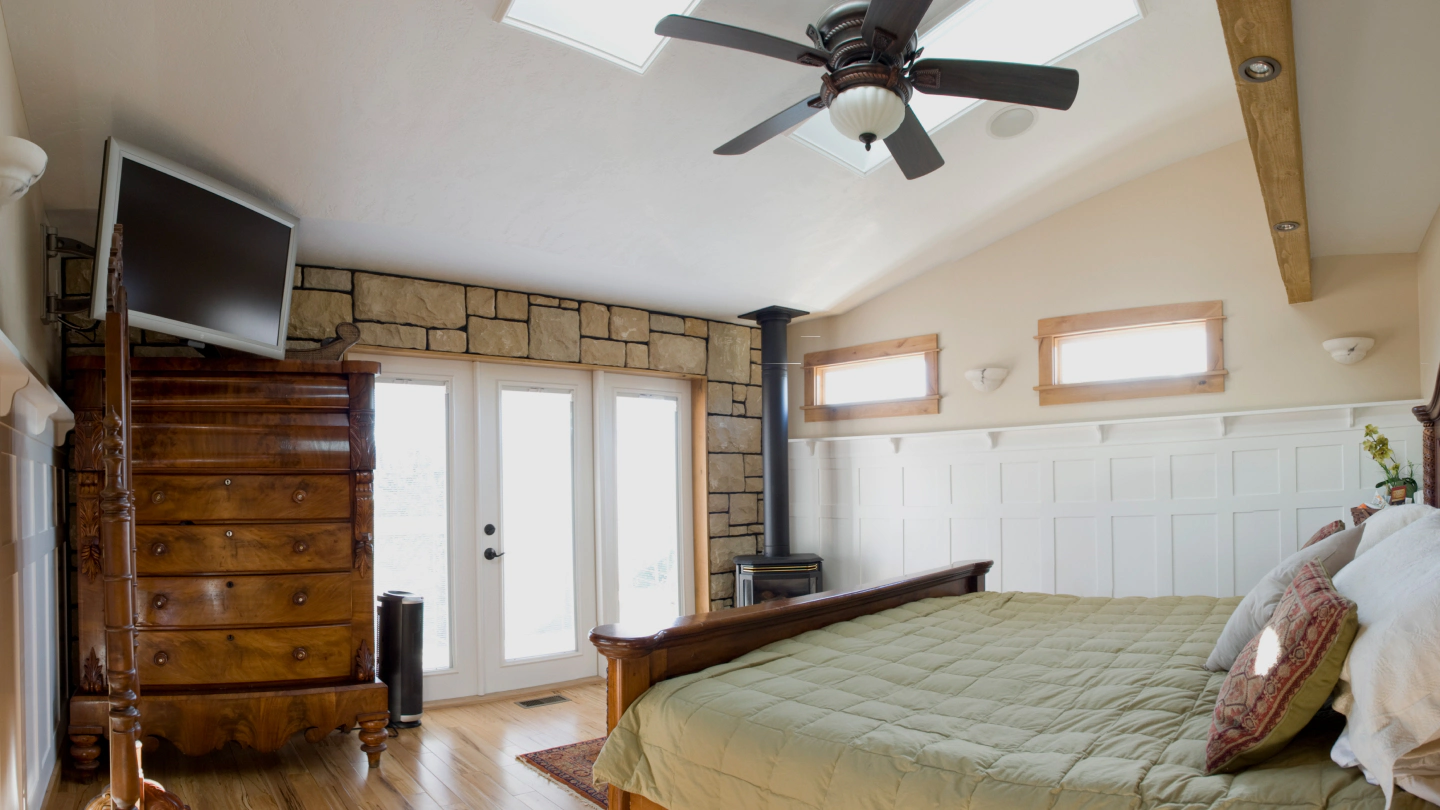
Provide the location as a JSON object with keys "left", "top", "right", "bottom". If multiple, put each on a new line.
{"left": 1274, "top": 221, "right": 1301, "bottom": 232}
{"left": 1239, "top": 56, "right": 1281, "bottom": 83}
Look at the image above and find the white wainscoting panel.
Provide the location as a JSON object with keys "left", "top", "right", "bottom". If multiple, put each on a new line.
{"left": 790, "top": 402, "right": 1422, "bottom": 598}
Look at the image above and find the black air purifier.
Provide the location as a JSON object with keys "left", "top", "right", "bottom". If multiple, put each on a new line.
{"left": 377, "top": 591, "right": 424, "bottom": 728}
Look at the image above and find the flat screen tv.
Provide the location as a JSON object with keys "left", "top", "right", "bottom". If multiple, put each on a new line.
{"left": 89, "top": 138, "right": 298, "bottom": 358}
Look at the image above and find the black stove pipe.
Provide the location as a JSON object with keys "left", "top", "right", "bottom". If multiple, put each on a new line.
{"left": 739, "top": 306, "right": 809, "bottom": 558}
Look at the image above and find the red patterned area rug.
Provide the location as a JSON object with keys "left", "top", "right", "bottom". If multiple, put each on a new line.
{"left": 517, "top": 737, "right": 609, "bottom": 808}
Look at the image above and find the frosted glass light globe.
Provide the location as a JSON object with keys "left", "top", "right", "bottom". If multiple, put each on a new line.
{"left": 828, "top": 86, "right": 906, "bottom": 147}
{"left": 0, "top": 136, "right": 46, "bottom": 205}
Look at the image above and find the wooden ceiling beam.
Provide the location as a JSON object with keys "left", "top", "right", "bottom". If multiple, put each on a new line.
{"left": 1215, "top": 0, "right": 1312, "bottom": 304}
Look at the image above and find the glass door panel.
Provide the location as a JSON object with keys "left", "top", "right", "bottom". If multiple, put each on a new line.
{"left": 499, "top": 388, "right": 578, "bottom": 661}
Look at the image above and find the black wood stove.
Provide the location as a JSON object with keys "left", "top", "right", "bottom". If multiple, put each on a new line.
{"left": 734, "top": 306, "right": 822, "bottom": 606}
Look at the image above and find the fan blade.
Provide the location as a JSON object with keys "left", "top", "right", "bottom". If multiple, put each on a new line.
{"left": 883, "top": 106, "right": 944, "bottom": 180}
{"left": 656, "top": 15, "right": 829, "bottom": 67}
{"left": 715, "top": 95, "right": 825, "bottom": 155}
{"left": 860, "top": 0, "right": 934, "bottom": 56}
{"left": 910, "top": 58, "right": 1080, "bottom": 110}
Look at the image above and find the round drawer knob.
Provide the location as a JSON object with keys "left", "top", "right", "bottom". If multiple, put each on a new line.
{"left": 225, "top": 530, "right": 234, "bottom": 538}
{"left": 292, "top": 489, "right": 308, "bottom": 504}
{"left": 292, "top": 540, "right": 309, "bottom": 554}
{"left": 150, "top": 542, "right": 168, "bottom": 556}
{"left": 153, "top": 651, "right": 169, "bottom": 666}
{"left": 224, "top": 479, "right": 232, "bottom": 486}
{"left": 150, "top": 491, "right": 166, "bottom": 504}
{"left": 292, "top": 647, "right": 308, "bottom": 661}
{"left": 152, "top": 594, "right": 168, "bottom": 610}
{"left": 292, "top": 591, "right": 308, "bottom": 606}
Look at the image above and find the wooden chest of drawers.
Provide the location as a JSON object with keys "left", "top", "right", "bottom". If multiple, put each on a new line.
{"left": 66, "top": 357, "right": 388, "bottom": 776}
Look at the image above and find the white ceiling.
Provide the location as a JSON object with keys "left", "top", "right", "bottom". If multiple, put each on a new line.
{"left": 1, "top": 0, "right": 1244, "bottom": 320}
{"left": 1293, "top": 0, "right": 1440, "bottom": 257}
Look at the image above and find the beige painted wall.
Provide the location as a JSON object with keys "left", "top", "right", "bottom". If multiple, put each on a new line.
{"left": 1417, "top": 204, "right": 1440, "bottom": 400}
{"left": 790, "top": 140, "right": 1421, "bottom": 439}
{"left": 0, "top": 5, "right": 53, "bottom": 385}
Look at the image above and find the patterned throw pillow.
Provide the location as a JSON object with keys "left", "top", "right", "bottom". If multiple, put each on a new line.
{"left": 1302, "top": 519, "right": 1346, "bottom": 549}
{"left": 1205, "top": 560, "right": 1359, "bottom": 774}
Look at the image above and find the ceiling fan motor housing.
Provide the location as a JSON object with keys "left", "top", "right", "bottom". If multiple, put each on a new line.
{"left": 815, "top": 2, "right": 918, "bottom": 146}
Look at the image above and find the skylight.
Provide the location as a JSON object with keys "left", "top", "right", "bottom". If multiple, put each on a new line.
{"left": 792, "top": 0, "right": 1143, "bottom": 174}
{"left": 499, "top": 0, "right": 701, "bottom": 74}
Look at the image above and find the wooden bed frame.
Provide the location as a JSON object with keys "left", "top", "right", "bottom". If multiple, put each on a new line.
{"left": 591, "top": 384, "right": 1440, "bottom": 810}
{"left": 590, "top": 560, "right": 992, "bottom": 810}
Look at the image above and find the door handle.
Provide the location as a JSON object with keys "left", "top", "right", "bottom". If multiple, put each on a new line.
{"left": 484, "top": 547, "right": 505, "bottom": 561}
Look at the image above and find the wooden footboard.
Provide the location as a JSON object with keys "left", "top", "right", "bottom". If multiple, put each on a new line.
{"left": 589, "top": 560, "right": 992, "bottom": 810}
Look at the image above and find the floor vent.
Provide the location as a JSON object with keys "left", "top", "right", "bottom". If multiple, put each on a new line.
{"left": 516, "top": 695, "right": 570, "bottom": 709}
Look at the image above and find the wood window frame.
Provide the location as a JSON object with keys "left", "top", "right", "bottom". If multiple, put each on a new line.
{"left": 1035, "top": 301, "right": 1226, "bottom": 406}
{"left": 802, "top": 334, "right": 939, "bottom": 422}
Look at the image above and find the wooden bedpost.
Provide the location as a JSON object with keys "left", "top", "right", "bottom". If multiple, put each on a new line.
{"left": 84, "top": 226, "right": 190, "bottom": 810}
{"left": 591, "top": 560, "right": 993, "bottom": 810}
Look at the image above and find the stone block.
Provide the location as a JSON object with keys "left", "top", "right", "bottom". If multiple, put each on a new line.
{"left": 468, "top": 316, "right": 527, "bottom": 357}
{"left": 708, "top": 512, "right": 729, "bottom": 537}
{"left": 306, "top": 267, "right": 352, "bottom": 292}
{"left": 650, "top": 313, "right": 684, "bottom": 334}
{"left": 708, "top": 494, "right": 729, "bottom": 513}
{"left": 751, "top": 349, "right": 762, "bottom": 364}
{"left": 711, "top": 599, "right": 733, "bottom": 611}
{"left": 708, "top": 454, "right": 744, "bottom": 492}
{"left": 707, "top": 322, "right": 750, "bottom": 383}
{"left": 610, "top": 307, "right": 650, "bottom": 342}
{"left": 496, "top": 291, "right": 528, "bottom": 321}
{"left": 746, "top": 386, "right": 763, "bottom": 417}
{"left": 288, "top": 290, "right": 353, "bottom": 339}
{"left": 707, "top": 382, "right": 732, "bottom": 414}
{"left": 466, "top": 287, "right": 496, "bottom": 317}
{"left": 561, "top": 299, "right": 579, "bottom": 309}
{"left": 353, "top": 273, "right": 465, "bottom": 328}
{"left": 529, "top": 307, "right": 580, "bottom": 362}
{"left": 626, "top": 343, "right": 649, "bottom": 368}
{"left": 708, "top": 416, "right": 761, "bottom": 453}
{"left": 744, "top": 455, "right": 764, "bottom": 477}
{"left": 530, "top": 295, "right": 560, "bottom": 306}
{"left": 732, "top": 402, "right": 745, "bottom": 416}
{"left": 64, "top": 259, "right": 94, "bottom": 294}
{"left": 752, "top": 328, "right": 762, "bottom": 348}
{"left": 580, "top": 302, "right": 609, "bottom": 337}
{"left": 728, "top": 493, "right": 758, "bottom": 525}
{"left": 730, "top": 525, "right": 751, "bottom": 536}
{"left": 751, "top": 364, "right": 762, "bottom": 385}
{"left": 710, "top": 573, "right": 735, "bottom": 600}
{"left": 293, "top": 267, "right": 303, "bottom": 287}
{"left": 684, "top": 318, "right": 708, "bottom": 338}
{"left": 429, "top": 329, "right": 467, "bottom": 352}
{"left": 709, "top": 534, "right": 756, "bottom": 573}
{"left": 581, "top": 338, "right": 626, "bottom": 367}
{"left": 732, "top": 386, "right": 747, "bottom": 401}
{"left": 358, "top": 322, "right": 426, "bottom": 350}
{"left": 745, "top": 477, "right": 764, "bottom": 492}
{"left": 651, "top": 333, "right": 706, "bottom": 375}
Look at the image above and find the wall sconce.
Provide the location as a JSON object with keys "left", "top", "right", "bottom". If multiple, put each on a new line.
{"left": 0, "top": 136, "right": 47, "bottom": 205}
{"left": 1322, "top": 337, "right": 1374, "bottom": 365}
{"left": 965, "top": 367, "right": 1008, "bottom": 392}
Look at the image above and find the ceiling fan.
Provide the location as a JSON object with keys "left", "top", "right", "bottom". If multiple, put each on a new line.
{"left": 656, "top": 0, "right": 1081, "bottom": 179}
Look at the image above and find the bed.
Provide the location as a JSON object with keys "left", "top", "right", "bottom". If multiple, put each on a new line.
{"left": 589, "top": 395, "right": 1440, "bottom": 810}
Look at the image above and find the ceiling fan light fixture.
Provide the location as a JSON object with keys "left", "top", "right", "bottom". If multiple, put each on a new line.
{"left": 828, "top": 85, "right": 907, "bottom": 149}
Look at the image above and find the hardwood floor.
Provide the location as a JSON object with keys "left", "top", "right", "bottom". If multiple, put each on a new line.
{"left": 45, "top": 681, "right": 608, "bottom": 810}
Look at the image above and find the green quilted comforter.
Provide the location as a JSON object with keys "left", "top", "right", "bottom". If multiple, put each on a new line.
{"left": 594, "top": 591, "right": 1428, "bottom": 809}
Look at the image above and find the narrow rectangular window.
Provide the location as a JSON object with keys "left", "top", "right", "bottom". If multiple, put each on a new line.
{"left": 615, "top": 393, "right": 681, "bottom": 626}
{"left": 1036, "top": 301, "right": 1225, "bottom": 405}
{"left": 373, "top": 378, "right": 452, "bottom": 672}
{"left": 802, "top": 335, "right": 939, "bottom": 421}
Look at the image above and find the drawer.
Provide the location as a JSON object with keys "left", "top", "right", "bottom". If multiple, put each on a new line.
{"left": 134, "top": 475, "right": 351, "bottom": 522}
{"left": 138, "top": 573, "right": 352, "bottom": 628}
{"left": 139, "top": 625, "right": 353, "bottom": 686}
{"left": 132, "top": 374, "right": 352, "bottom": 410}
{"left": 137, "top": 523, "right": 351, "bottom": 574}
{"left": 133, "top": 413, "right": 350, "bottom": 470}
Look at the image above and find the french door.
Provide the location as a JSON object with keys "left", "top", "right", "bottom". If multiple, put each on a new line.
{"left": 362, "top": 353, "right": 690, "bottom": 700}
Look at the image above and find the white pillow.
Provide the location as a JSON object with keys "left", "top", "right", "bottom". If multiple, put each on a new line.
{"left": 1203, "top": 524, "right": 1365, "bottom": 672}
{"left": 1354, "top": 502, "right": 1436, "bottom": 557}
{"left": 1330, "top": 511, "right": 1440, "bottom": 805}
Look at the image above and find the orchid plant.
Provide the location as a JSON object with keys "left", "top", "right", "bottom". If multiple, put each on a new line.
{"left": 1363, "top": 424, "right": 1417, "bottom": 500}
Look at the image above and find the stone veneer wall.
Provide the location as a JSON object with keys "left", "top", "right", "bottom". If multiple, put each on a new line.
{"left": 59, "top": 259, "right": 762, "bottom": 609}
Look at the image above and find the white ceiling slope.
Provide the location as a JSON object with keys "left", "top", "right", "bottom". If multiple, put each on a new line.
{"left": 1, "top": 0, "right": 1240, "bottom": 320}
{"left": 1293, "top": 0, "right": 1440, "bottom": 258}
